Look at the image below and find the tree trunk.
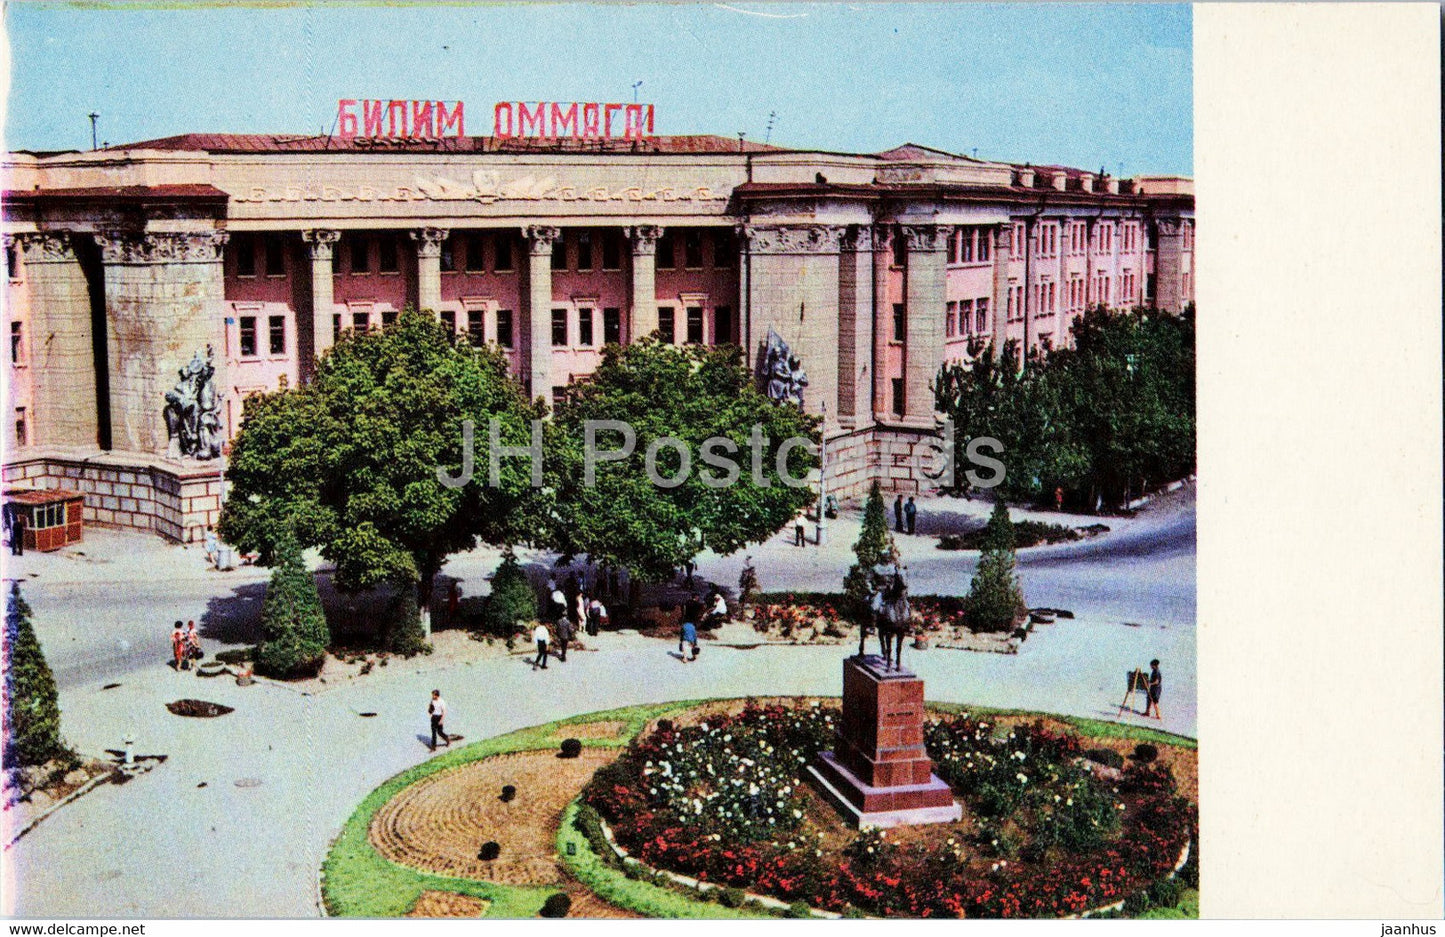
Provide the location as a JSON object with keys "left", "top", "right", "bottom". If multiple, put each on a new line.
{"left": 417, "top": 554, "right": 440, "bottom": 638}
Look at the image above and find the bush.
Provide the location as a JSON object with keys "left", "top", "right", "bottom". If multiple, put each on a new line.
{"left": 3, "top": 585, "right": 68, "bottom": 768}
{"left": 214, "top": 647, "right": 253, "bottom": 666}
{"left": 255, "top": 530, "right": 330, "bottom": 679}
{"left": 482, "top": 552, "right": 537, "bottom": 638}
{"left": 500, "top": 784, "right": 516, "bottom": 802}
{"left": 1147, "top": 877, "right": 1184, "bottom": 909}
{"left": 539, "top": 893, "right": 571, "bottom": 918}
{"left": 1085, "top": 747, "right": 1125, "bottom": 769}
{"left": 1132, "top": 743, "right": 1159, "bottom": 764}
{"left": 382, "top": 587, "right": 430, "bottom": 658}
{"left": 784, "top": 900, "right": 812, "bottom": 919}
{"left": 717, "top": 887, "right": 747, "bottom": 908}
{"left": 478, "top": 841, "right": 501, "bottom": 861}
{"left": 559, "top": 738, "right": 583, "bottom": 758}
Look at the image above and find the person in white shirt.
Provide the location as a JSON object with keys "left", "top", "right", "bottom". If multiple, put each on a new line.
{"left": 428, "top": 690, "right": 450, "bottom": 750}
{"left": 532, "top": 622, "right": 551, "bottom": 670}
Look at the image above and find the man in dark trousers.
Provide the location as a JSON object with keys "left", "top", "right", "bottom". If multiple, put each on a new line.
{"left": 428, "top": 690, "right": 450, "bottom": 751}
{"left": 9, "top": 509, "right": 23, "bottom": 556}
{"left": 1146, "top": 659, "right": 1163, "bottom": 719}
{"left": 894, "top": 495, "right": 904, "bottom": 533}
{"left": 554, "top": 607, "right": 573, "bottom": 662}
{"left": 904, "top": 496, "right": 917, "bottom": 535}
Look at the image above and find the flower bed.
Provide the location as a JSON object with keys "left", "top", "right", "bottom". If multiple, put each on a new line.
{"left": 749, "top": 593, "right": 974, "bottom": 639}
{"left": 585, "top": 703, "right": 1195, "bottom": 918}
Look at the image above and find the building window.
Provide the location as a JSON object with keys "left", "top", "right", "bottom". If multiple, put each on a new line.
{"left": 714, "top": 305, "right": 732, "bottom": 344}
{"left": 891, "top": 378, "right": 905, "bottom": 416}
{"left": 9, "top": 322, "right": 21, "bottom": 365}
{"left": 239, "top": 316, "right": 258, "bottom": 356}
{"left": 578, "top": 307, "right": 594, "bottom": 346}
{"left": 235, "top": 236, "right": 256, "bottom": 277}
{"left": 945, "top": 301, "right": 957, "bottom": 338}
{"left": 978, "top": 231, "right": 991, "bottom": 262}
{"left": 686, "top": 307, "right": 703, "bottom": 344}
{"left": 551, "top": 308, "right": 568, "bottom": 346}
{"left": 551, "top": 238, "right": 567, "bottom": 272}
{"left": 268, "top": 315, "right": 286, "bottom": 354}
{"left": 1038, "top": 331, "right": 1052, "bottom": 349}
{"left": 333, "top": 314, "right": 342, "bottom": 340}
{"left": 440, "top": 310, "right": 456, "bottom": 334}
{"left": 960, "top": 229, "right": 975, "bottom": 264}
{"left": 602, "top": 307, "right": 621, "bottom": 344}
{"left": 601, "top": 233, "right": 622, "bottom": 271}
{"left": 1183, "top": 222, "right": 1194, "bottom": 252}
{"left": 1146, "top": 273, "right": 1157, "bottom": 303}
{"left": 352, "top": 311, "right": 370, "bottom": 332}
{"left": 1012, "top": 223, "right": 1025, "bottom": 261}
{"left": 656, "top": 233, "right": 675, "bottom": 270}
{"left": 440, "top": 237, "right": 455, "bottom": 272}
{"left": 351, "top": 237, "right": 370, "bottom": 274}
{"left": 960, "top": 299, "right": 974, "bottom": 335}
{"left": 948, "top": 231, "right": 959, "bottom": 265}
{"left": 495, "top": 309, "right": 513, "bottom": 348}
{"left": 264, "top": 237, "right": 286, "bottom": 277}
{"left": 891, "top": 233, "right": 907, "bottom": 267}
{"left": 4, "top": 243, "right": 17, "bottom": 280}
{"left": 494, "top": 234, "right": 513, "bottom": 272}
{"left": 976, "top": 298, "right": 988, "bottom": 333}
{"left": 657, "top": 306, "right": 675, "bottom": 344}
{"left": 684, "top": 231, "right": 704, "bottom": 269}
{"left": 14, "top": 407, "right": 25, "bottom": 447}
{"left": 1097, "top": 223, "right": 1113, "bottom": 254}
{"left": 381, "top": 310, "right": 398, "bottom": 329}
{"left": 712, "top": 230, "right": 735, "bottom": 268}
{"left": 577, "top": 232, "right": 593, "bottom": 271}
{"left": 378, "top": 238, "right": 399, "bottom": 274}
{"left": 892, "top": 304, "right": 906, "bottom": 342}
{"left": 465, "top": 234, "right": 485, "bottom": 272}
{"left": 467, "top": 310, "right": 485, "bottom": 346}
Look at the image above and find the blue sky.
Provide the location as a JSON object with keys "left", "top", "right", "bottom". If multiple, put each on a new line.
{"left": 3, "top": 3, "right": 1191, "bottom": 174}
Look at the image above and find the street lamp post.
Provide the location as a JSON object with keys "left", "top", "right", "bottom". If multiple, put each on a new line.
{"left": 815, "top": 402, "right": 828, "bottom": 546}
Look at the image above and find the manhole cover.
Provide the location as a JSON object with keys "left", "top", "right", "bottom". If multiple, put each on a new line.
{"left": 167, "top": 699, "right": 234, "bottom": 718}
{"left": 235, "top": 777, "right": 262, "bottom": 788}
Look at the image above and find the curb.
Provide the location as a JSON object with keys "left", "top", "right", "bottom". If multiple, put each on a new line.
{"left": 3, "top": 759, "right": 159, "bottom": 850}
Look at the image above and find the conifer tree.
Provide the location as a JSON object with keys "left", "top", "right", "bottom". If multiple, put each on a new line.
{"left": 256, "top": 528, "right": 332, "bottom": 677}
{"left": 4, "top": 583, "right": 67, "bottom": 768}
{"left": 843, "top": 481, "right": 894, "bottom": 622}
{"left": 964, "top": 501, "right": 1027, "bottom": 632}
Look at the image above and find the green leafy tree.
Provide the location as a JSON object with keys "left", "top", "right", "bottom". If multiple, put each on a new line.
{"left": 545, "top": 339, "right": 820, "bottom": 584}
{"left": 220, "top": 309, "right": 545, "bottom": 641}
{"left": 843, "top": 481, "right": 893, "bottom": 621}
{"left": 255, "top": 528, "right": 331, "bottom": 677}
{"left": 964, "top": 502, "right": 1026, "bottom": 632}
{"left": 3, "top": 584, "right": 68, "bottom": 768}
{"left": 481, "top": 551, "right": 537, "bottom": 639}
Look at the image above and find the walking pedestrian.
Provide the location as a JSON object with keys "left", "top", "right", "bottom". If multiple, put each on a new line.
{"left": 10, "top": 510, "right": 25, "bottom": 556}
{"left": 1146, "top": 659, "right": 1163, "bottom": 719}
{"left": 794, "top": 521, "right": 806, "bottom": 546}
{"left": 549, "top": 586, "right": 567, "bottom": 625}
{"left": 904, "top": 496, "right": 917, "bottom": 535}
{"left": 171, "top": 621, "right": 186, "bottom": 672}
{"left": 532, "top": 622, "right": 551, "bottom": 670}
{"left": 894, "top": 495, "right": 904, "bottom": 533}
{"left": 555, "top": 611, "right": 573, "bottom": 662}
{"left": 587, "top": 597, "right": 606, "bottom": 636}
{"left": 203, "top": 526, "right": 220, "bottom": 568}
{"left": 428, "top": 689, "right": 450, "bottom": 750}
{"left": 679, "top": 619, "right": 698, "bottom": 663}
{"left": 185, "top": 620, "right": 202, "bottom": 664}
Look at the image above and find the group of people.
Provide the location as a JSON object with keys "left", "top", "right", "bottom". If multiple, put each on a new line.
{"left": 894, "top": 495, "right": 919, "bottom": 535}
{"left": 170, "top": 620, "right": 203, "bottom": 671}
{"left": 532, "top": 578, "right": 610, "bottom": 670}
{"left": 677, "top": 589, "right": 728, "bottom": 663}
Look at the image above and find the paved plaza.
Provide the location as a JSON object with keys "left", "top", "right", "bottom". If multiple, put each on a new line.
{"left": 4, "top": 488, "right": 1194, "bottom": 917}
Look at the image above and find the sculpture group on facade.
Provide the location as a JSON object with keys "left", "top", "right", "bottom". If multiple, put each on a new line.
{"left": 761, "top": 327, "right": 808, "bottom": 407}
{"left": 163, "top": 346, "right": 223, "bottom": 460}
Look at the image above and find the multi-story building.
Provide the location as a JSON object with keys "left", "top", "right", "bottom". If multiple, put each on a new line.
{"left": 1, "top": 130, "right": 1193, "bottom": 541}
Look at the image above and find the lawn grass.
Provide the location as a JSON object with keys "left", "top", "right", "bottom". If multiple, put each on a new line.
{"left": 926, "top": 700, "right": 1197, "bottom": 748}
{"left": 1139, "top": 888, "right": 1200, "bottom": 919}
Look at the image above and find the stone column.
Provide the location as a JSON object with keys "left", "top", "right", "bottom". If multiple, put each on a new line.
{"left": 837, "top": 226, "right": 874, "bottom": 426}
{"left": 302, "top": 229, "right": 339, "bottom": 374}
{"left": 14, "top": 232, "right": 98, "bottom": 448}
{"left": 900, "top": 224, "right": 950, "bottom": 422}
{"left": 1084, "top": 218, "right": 1096, "bottom": 307}
{"left": 95, "top": 229, "right": 228, "bottom": 455}
{"left": 409, "top": 227, "right": 448, "bottom": 313}
{"left": 1154, "top": 218, "right": 1185, "bottom": 313}
{"left": 871, "top": 225, "right": 894, "bottom": 421}
{"left": 989, "top": 224, "right": 1012, "bottom": 358}
{"left": 624, "top": 225, "right": 663, "bottom": 342}
{"left": 523, "top": 225, "right": 561, "bottom": 404}
{"left": 740, "top": 224, "right": 844, "bottom": 423}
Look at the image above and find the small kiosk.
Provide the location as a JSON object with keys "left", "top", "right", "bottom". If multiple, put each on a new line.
{"left": 4, "top": 488, "right": 85, "bottom": 552}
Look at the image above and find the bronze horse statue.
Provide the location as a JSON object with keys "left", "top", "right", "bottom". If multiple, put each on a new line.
{"left": 857, "top": 570, "right": 911, "bottom": 670}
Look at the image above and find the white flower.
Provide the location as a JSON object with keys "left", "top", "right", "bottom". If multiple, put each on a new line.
{"left": 991, "top": 863, "right": 999, "bottom": 872}
{"left": 1066, "top": 798, "right": 1074, "bottom": 806}
{"left": 793, "top": 809, "right": 803, "bottom": 819}
{"left": 1016, "top": 772, "right": 1028, "bottom": 784}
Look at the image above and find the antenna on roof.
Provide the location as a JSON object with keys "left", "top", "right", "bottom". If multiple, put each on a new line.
{"left": 972, "top": 147, "right": 978, "bottom": 159}
{"left": 632, "top": 80, "right": 643, "bottom": 103}
{"left": 764, "top": 111, "right": 777, "bottom": 145}
{"left": 738, "top": 132, "right": 746, "bottom": 153}
{"left": 88, "top": 113, "right": 99, "bottom": 151}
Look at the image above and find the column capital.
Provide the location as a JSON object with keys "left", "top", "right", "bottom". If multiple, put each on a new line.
{"left": 899, "top": 224, "right": 952, "bottom": 253}
{"left": 13, "top": 231, "right": 75, "bottom": 263}
{"left": 95, "top": 229, "right": 229, "bottom": 264}
{"left": 523, "top": 225, "right": 562, "bottom": 255}
{"left": 409, "top": 227, "right": 450, "bottom": 258}
{"left": 303, "top": 228, "right": 342, "bottom": 261}
{"left": 624, "top": 225, "right": 665, "bottom": 253}
{"left": 840, "top": 225, "right": 876, "bottom": 253}
{"left": 1154, "top": 218, "right": 1183, "bottom": 238}
{"left": 740, "top": 223, "right": 844, "bottom": 255}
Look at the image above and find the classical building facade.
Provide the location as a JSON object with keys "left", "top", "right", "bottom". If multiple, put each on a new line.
{"left": 1, "top": 133, "right": 1193, "bottom": 541}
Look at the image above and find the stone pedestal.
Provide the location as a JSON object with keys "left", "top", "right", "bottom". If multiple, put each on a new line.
{"left": 808, "top": 655, "right": 961, "bottom": 828}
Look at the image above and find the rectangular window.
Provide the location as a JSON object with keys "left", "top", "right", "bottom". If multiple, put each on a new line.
{"left": 686, "top": 307, "right": 703, "bottom": 344}
{"left": 467, "top": 310, "right": 485, "bottom": 346}
{"left": 381, "top": 310, "right": 398, "bottom": 329}
{"left": 235, "top": 236, "right": 256, "bottom": 277}
{"left": 601, "top": 233, "right": 622, "bottom": 271}
{"left": 440, "top": 310, "right": 456, "bottom": 334}
{"left": 976, "top": 298, "right": 988, "bottom": 333}
{"left": 657, "top": 306, "right": 675, "bottom": 344}
{"left": 978, "top": 231, "right": 991, "bottom": 262}
{"left": 268, "top": 315, "right": 286, "bottom": 354}
{"left": 440, "top": 237, "right": 455, "bottom": 272}
{"left": 712, "top": 230, "right": 735, "bottom": 268}
{"left": 333, "top": 314, "right": 342, "bottom": 340}
{"left": 714, "top": 305, "right": 732, "bottom": 344}
{"left": 602, "top": 307, "right": 621, "bottom": 344}
{"left": 9, "top": 322, "right": 21, "bottom": 365}
{"left": 465, "top": 234, "right": 486, "bottom": 272}
{"left": 684, "top": 231, "right": 704, "bottom": 269}
{"left": 656, "top": 233, "right": 675, "bottom": 270}
{"left": 239, "top": 316, "right": 258, "bottom": 356}
{"left": 960, "top": 229, "right": 975, "bottom": 264}
{"left": 961, "top": 299, "right": 974, "bottom": 335}
{"left": 14, "top": 407, "right": 25, "bottom": 447}
{"left": 353, "top": 311, "right": 370, "bottom": 332}
{"left": 494, "top": 234, "right": 513, "bottom": 272}
{"left": 948, "top": 231, "right": 960, "bottom": 265}
{"left": 4, "top": 243, "right": 17, "bottom": 280}
{"left": 578, "top": 307, "right": 594, "bottom": 346}
{"left": 945, "top": 301, "right": 957, "bottom": 337}
{"left": 351, "top": 237, "right": 370, "bottom": 274}
{"left": 265, "top": 237, "right": 286, "bottom": 277}
{"left": 378, "top": 238, "right": 399, "bottom": 274}
{"left": 495, "top": 309, "right": 513, "bottom": 348}
{"left": 893, "top": 304, "right": 906, "bottom": 342}
{"left": 551, "top": 308, "right": 568, "bottom": 346}
{"left": 891, "top": 378, "right": 905, "bottom": 416}
{"left": 551, "top": 238, "right": 567, "bottom": 272}
{"left": 891, "top": 233, "right": 907, "bottom": 267}
{"left": 576, "top": 232, "right": 593, "bottom": 271}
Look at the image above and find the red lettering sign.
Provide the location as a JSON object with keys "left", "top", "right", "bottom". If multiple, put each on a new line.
{"left": 336, "top": 100, "right": 466, "bottom": 139}
{"left": 493, "top": 102, "right": 655, "bottom": 141}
